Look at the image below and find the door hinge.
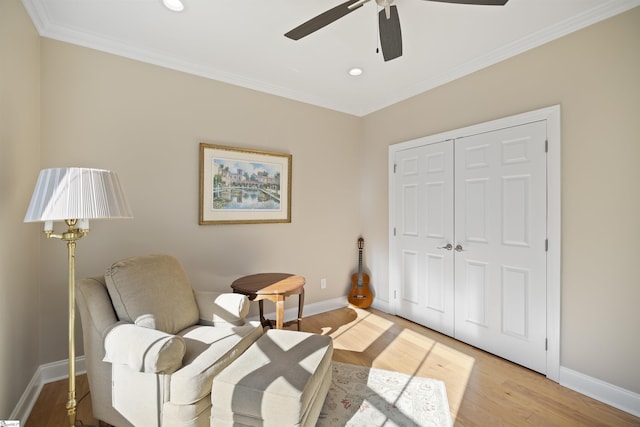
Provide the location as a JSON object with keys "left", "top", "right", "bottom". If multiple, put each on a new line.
{"left": 394, "top": 163, "right": 397, "bottom": 173}
{"left": 545, "top": 338, "right": 548, "bottom": 351}
{"left": 545, "top": 139, "right": 548, "bottom": 153}
{"left": 393, "top": 227, "right": 397, "bottom": 237}
{"left": 394, "top": 290, "right": 397, "bottom": 299}
{"left": 545, "top": 239, "right": 548, "bottom": 252}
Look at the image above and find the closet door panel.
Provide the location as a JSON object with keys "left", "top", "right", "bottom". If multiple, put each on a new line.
{"left": 454, "top": 121, "right": 547, "bottom": 374}
{"left": 393, "top": 141, "right": 454, "bottom": 336}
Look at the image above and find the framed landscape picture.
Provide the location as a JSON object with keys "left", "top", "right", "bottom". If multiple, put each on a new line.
{"left": 199, "top": 143, "right": 292, "bottom": 224}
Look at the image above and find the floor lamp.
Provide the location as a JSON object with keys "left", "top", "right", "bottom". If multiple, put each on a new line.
{"left": 24, "top": 168, "right": 133, "bottom": 427}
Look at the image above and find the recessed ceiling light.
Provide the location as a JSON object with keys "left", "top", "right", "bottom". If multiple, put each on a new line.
{"left": 163, "top": 0, "right": 185, "bottom": 12}
{"left": 348, "top": 67, "right": 363, "bottom": 76}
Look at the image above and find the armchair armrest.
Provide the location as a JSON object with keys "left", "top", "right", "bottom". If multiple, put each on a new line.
{"left": 194, "top": 290, "right": 250, "bottom": 326}
{"left": 103, "top": 322, "right": 186, "bottom": 374}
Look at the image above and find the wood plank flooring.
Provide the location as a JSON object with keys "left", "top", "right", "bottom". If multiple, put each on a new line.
{"left": 25, "top": 373, "right": 99, "bottom": 427}
{"left": 25, "top": 307, "right": 640, "bottom": 426}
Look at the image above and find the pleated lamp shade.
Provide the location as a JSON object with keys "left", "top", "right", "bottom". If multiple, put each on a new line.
{"left": 24, "top": 168, "right": 133, "bottom": 223}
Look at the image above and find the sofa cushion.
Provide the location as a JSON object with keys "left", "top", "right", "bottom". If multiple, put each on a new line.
{"left": 210, "top": 329, "right": 333, "bottom": 426}
{"left": 104, "top": 254, "right": 199, "bottom": 335}
{"left": 169, "top": 321, "right": 263, "bottom": 405}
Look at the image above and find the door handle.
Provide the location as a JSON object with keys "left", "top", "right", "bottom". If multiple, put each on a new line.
{"left": 455, "top": 244, "right": 464, "bottom": 252}
{"left": 438, "top": 243, "right": 453, "bottom": 251}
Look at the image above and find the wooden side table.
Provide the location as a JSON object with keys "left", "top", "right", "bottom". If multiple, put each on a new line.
{"left": 231, "top": 273, "right": 305, "bottom": 330}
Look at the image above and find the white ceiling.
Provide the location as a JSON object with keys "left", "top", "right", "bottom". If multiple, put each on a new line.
{"left": 22, "top": 0, "right": 640, "bottom": 116}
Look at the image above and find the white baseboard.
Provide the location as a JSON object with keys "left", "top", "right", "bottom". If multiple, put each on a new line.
{"left": 247, "top": 295, "right": 350, "bottom": 324}
{"left": 10, "top": 357, "right": 87, "bottom": 425}
{"left": 251, "top": 296, "right": 393, "bottom": 324}
{"left": 371, "top": 298, "right": 391, "bottom": 313}
{"left": 560, "top": 366, "right": 640, "bottom": 417}
{"left": 9, "top": 366, "right": 42, "bottom": 425}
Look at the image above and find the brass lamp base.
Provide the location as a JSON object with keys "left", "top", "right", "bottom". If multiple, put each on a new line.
{"left": 46, "top": 220, "right": 88, "bottom": 427}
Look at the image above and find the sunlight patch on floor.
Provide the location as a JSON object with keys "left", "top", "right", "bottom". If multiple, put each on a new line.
{"left": 370, "top": 327, "right": 475, "bottom": 421}
{"left": 329, "top": 309, "right": 394, "bottom": 353}
{"left": 319, "top": 307, "right": 475, "bottom": 423}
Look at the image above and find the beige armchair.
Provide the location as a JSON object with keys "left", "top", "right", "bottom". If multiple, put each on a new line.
{"left": 75, "top": 254, "right": 263, "bottom": 427}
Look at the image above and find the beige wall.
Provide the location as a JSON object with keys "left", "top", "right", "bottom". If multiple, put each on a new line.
{"left": 3, "top": 0, "right": 639, "bottom": 417}
{"left": 38, "top": 39, "right": 363, "bottom": 362}
{"left": 0, "top": 0, "right": 41, "bottom": 416}
{"left": 361, "top": 7, "right": 640, "bottom": 393}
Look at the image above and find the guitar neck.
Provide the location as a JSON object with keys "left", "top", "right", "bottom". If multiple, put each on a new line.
{"left": 357, "top": 248, "right": 363, "bottom": 286}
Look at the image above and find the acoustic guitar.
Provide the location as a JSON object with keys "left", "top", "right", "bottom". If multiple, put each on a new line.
{"left": 349, "top": 237, "right": 373, "bottom": 308}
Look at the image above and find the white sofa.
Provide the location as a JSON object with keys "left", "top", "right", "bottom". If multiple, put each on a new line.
{"left": 76, "top": 254, "right": 264, "bottom": 427}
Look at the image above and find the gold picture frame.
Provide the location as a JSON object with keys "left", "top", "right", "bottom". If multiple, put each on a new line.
{"left": 199, "top": 143, "right": 292, "bottom": 225}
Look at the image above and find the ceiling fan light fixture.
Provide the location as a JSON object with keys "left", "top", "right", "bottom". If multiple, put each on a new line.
{"left": 349, "top": 67, "right": 363, "bottom": 76}
{"left": 163, "top": 0, "right": 184, "bottom": 12}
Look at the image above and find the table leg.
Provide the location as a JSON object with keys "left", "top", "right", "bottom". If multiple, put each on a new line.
{"left": 258, "top": 300, "right": 271, "bottom": 328}
{"left": 297, "top": 288, "right": 305, "bottom": 331}
{"left": 275, "top": 296, "right": 285, "bottom": 329}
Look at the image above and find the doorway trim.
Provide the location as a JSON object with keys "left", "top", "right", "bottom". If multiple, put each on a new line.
{"left": 388, "top": 105, "right": 561, "bottom": 382}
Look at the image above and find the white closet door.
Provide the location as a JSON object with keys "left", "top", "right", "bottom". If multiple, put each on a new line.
{"left": 454, "top": 121, "right": 547, "bottom": 373}
{"left": 394, "top": 141, "right": 455, "bottom": 336}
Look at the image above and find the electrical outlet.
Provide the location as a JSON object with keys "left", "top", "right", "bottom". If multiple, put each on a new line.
{"left": 320, "top": 278, "right": 327, "bottom": 289}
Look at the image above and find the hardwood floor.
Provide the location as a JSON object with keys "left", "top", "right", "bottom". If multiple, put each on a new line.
{"left": 26, "top": 307, "right": 639, "bottom": 426}
{"left": 25, "top": 373, "right": 99, "bottom": 427}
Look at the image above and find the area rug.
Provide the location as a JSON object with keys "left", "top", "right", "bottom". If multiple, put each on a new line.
{"left": 318, "top": 362, "right": 453, "bottom": 427}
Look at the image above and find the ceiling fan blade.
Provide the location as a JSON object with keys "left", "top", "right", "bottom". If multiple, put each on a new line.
{"left": 425, "top": 0, "right": 508, "bottom": 5}
{"left": 378, "top": 5, "right": 402, "bottom": 62}
{"left": 285, "top": 0, "right": 366, "bottom": 40}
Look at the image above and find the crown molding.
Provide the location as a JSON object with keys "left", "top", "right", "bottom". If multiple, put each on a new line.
{"left": 360, "top": 0, "right": 640, "bottom": 115}
{"left": 21, "top": 0, "right": 640, "bottom": 117}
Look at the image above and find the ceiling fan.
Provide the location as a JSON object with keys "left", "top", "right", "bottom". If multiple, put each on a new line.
{"left": 285, "top": 0, "right": 509, "bottom": 62}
